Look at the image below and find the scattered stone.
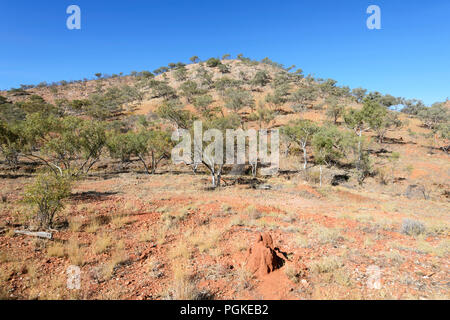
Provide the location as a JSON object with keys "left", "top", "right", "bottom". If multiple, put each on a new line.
{"left": 405, "top": 184, "right": 428, "bottom": 200}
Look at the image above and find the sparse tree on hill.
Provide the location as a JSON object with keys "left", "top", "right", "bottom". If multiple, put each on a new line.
{"left": 251, "top": 70, "right": 271, "bottom": 89}
{"left": 312, "top": 126, "right": 348, "bottom": 185}
{"left": 193, "top": 94, "right": 216, "bottom": 118}
{"left": 325, "top": 97, "right": 345, "bottom": 124}
{"left": 282, "top": 120, "right": 319, "bottom": 170}
{"left": 179, "top": 80, "right": 206, "bottom": 103}
{"left": 190, "top": 56, "right": 200, "bottom": 64}
{"left": 289, "top": 86, "right": 318, "bottom": 113}
{"left": 224, "top": 88, "right": 255, "bottom": 115}
{"left": 351, "top": 87, "right": 367, "bottom": 103}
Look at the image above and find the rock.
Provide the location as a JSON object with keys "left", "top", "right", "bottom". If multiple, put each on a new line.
{"left": 331, "top": 174, "right": 350, "bottom": 186}
{"left": 246, "top": 233, "right": 285, "bottom": 277}
{"left": 405, "top": 184, "right": 428, "bottom": 200}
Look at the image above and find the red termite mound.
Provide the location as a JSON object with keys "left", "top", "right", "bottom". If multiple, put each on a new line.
{"left": 246, "top": 233, "right": 286, "bottom": 277}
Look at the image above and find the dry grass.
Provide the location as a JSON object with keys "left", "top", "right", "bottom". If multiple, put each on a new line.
{"left": 111, "top": 214, "right": 130, "bottom": 229}
{"left": 165, "top": 261, "right": 206, "bottom": 300}
{"left": 309, "top": 256, "right": 343, "bottom": 274}
{"left": 68, "top": 217, "right": 83, "bottom": 232}
{"left": 190, "top": 227, "right": 222, "bottom": 253}
{"left": 85, "top": 219, "right": 100, "bottom": 233}
{"left": 47, "top": 242, "right": 66, "bottom": 258}
{"left": 234, "top": 264, "right": 254, "bottom": 290}
{"left": 168, "top": 241, "right": 192, "bottom": 260}
{"left": 94, "top": 234, "right": 113, "bottom": 254}
{"left": 67, "top": 238, "right": 85, "bottom": 266}
{"left": 313, "top": 225, "right": 344, "bottom": 245}
{"left": 102, "top": 246, "right": 129, "bottom": 279}
{"left": 139, "top": 226, "right": 156, "bottom": 243}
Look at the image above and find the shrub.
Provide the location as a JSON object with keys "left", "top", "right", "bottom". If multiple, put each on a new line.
{"left": 179, "top": 80, "right": 206, "bottom": 103}
{"left": 251, "top": 70, "right": 270, "bottom": 88}
{"left": 206, "top": 57, "right": 221, "bottom": 68}
{"left": 24, "top": 173, "right": 72, "bottom": 228}
{"left": 401, "top": 219, "right": 426, "bottom": 236}
{"left": 23, "top": 173, "right": 72, "bottom": 229}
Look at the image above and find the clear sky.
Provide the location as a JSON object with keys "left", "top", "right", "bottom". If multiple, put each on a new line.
{"left": 1, "top": 0, "right": 449, "bottom": 105}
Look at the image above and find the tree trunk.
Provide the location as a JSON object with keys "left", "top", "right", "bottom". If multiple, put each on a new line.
{"left": 302, "top": 143, "right": 308, "bottom": 170}
{"left": 151, "top": 151, "right": 156, "bottom": 174}
{"left": 251, "top": 162, "right": 257, "bottom": 177}
{"left": 319, "top": 165, "right": 323, "bottom": 187}
{"left": 138, "top": 154, "right": 150, "bottom": 174}
{"left": 357, "top": 131, "right": 362, "bottom": 170}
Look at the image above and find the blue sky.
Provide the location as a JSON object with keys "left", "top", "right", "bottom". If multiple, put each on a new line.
{"left": 1, "top": 0, "right": 449, "bottom": 105}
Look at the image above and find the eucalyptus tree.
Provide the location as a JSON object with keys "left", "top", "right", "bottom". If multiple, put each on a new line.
{"left": 282, "top": 120, "right": 319, "bottom": 170}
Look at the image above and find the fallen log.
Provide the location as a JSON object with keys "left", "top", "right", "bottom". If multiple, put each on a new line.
{"left": 14, "top": 230, "right": 52, "bottom": 239}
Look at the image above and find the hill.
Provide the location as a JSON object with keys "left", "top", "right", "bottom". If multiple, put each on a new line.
{"left": 0, "top": 56, "right": 449, "bottom": 300}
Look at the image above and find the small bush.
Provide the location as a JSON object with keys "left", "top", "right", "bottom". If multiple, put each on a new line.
{"left": 23, "top": 173, "right": 72, "bottom": 229}
{"left": 206, "top": 58, "right": 221, "bottom": 68}
{"left": 401, "top": 219, "right": 426, "bottom": 236}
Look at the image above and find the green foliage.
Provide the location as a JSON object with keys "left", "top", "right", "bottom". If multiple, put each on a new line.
{"left": 107, "top": 131, "right": 139, "bottom": 164}
{"left": 23, "top": 172, "right": 72, "bottom": 228}
{"left": 0, "top": 97, "right": 26, "bottom": 122}
{"left": 206, "top": 58, "right": 221, "bottom": 68}
{"left": 218, "top": 63, "right": 230, "bottom": 74}
{"left": 193, "top": 94, "right": 216, "bottom": 118}
{"left": 364, "top": 91, "right": 400, "bottom": 108}
{"left": 261, "top": 57, "right": 285, "bottom": 69}
{"left": 400, "top": 99, "right": 426, "bottom": 115}
{"left": 418, "top": 102, "right": 449, "bottom": 130}
{"left": 325, "top": 97, "right": 345, "bottom": 124}
{"left": 352, "top": 88, "right": 367, "bottom": 103}
{"left": 147, "top": 80, "right": 177, "bottom": 100}
{"left": 282, "top": 120, "right": 319, "bottom": 169}
{"left": 69, "top": 99, "right": 91, "bottom": 113}
{"left": 20, "top": 114, "right": 106, "bottom": 176}
{"left": 251, "top": 70, "right": 271, "bottom": 88}
{"left": 156, "top": 99, "right": 196, "bottom": 129}
{"left": 140, "top": 70, "right": 154, "bottom": 79}
{"left": 87, "top": 85, "right": 142, "bottom": 120}
{"left": 199, "top": 114, "right": 241, "bottom": 188}
{"left": 15, "top": 95, "right": 57, "bottom": 115}
{"left": 224, "top": 88, "right": 255, "bottom": 113}
{"left": 179, "top": 80, "right": 206, "bottom": 103}
{"left": 174, "top": 65, "right": 188, "bottom": 81}
{"left": 0, "top": 120, "right": 23, "bottom": 167}
{"left": 195, "top": 66, "right": 214, "bottom": 89}
{"left": 190, "top": 56, "right": 200, "bottom": 64}
{"left": 214, "top": 77, "right": 242, "bottom": 96}
{"left": 248, "top": 104, "right": 275, "bottom": 129}
{"left": 146, "top": 129, "right": 173, "bottom": 174}
{"left": 289, "top": 86, "right": 318, "bottom": 112}
{"left": 312, "top": 126, "right": 351, "bottom": 165}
